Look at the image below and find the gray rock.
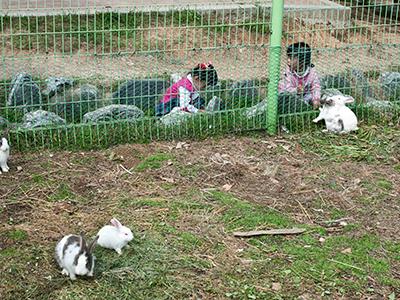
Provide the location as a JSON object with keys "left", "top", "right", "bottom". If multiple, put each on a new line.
{"left": 112, "top": 79, "right": 169, "bottom": 113}
{"left": 320, "top": 74, "right": 352, "bottom": 95}
{"left": 244, "top": 100, "right": 267, "bottom": 118}
{"left": 50, "top": 84, "right": 99, "bottom": 122}
{"left": 229, "top": 80, "right": 259, "bottom": 103}
{"left": 321, "top": 88, "right": 344, "bottom": 98}
{"left": 75, "top": 84, "right": 98, "bottom": 101}
{"left": 83, "top": 104, "right": 144, "bottom": 123}
{"left": 206, "top": 96, "right": 222, "bottom": 112}
{"left": 348, "top": 69, "right": 373, "bottom": 99}
{"left": 22, "top": 110, "right": 66, "bottom": 128}
{"left": 43, "top": 77, "right": 74, "bottom": 98}
{"left": 7, "top": 73, "right": 42, "bottom": 110}
{"left": 365, "top": 99, "right": 393, "bottom": 110}
{"left": 380, "top": 72, "right": 400, "bottom": 101}
{"left": 159, "top": 110, "right": 191, "bottom": 126}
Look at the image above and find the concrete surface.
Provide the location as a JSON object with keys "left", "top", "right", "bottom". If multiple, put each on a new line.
{"left": 1, "top": 0, "right": 350, "bottom": 18}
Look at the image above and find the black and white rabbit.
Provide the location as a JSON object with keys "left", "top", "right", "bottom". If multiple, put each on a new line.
{"left": 55, "top": 234, "right": 98, "bottom": 280}
{"left": 0, "top": 137, "right": 10, "bottom": 174}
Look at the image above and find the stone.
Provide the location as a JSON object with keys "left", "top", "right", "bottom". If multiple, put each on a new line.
{"left": 83, "top": 104, "right": 144, "bottom": 123}
{"left": 348, "top": 69, "right": 373, "bottom": 99}
{"left": 380, "top": 72, "right": 400, "bottom": 101}
{"left": 43, "top": 76, "right": 74, "bottom": 98}
{"left": 112, "top": 79, "right": 169, "bottom": 113}
{"left": 50, "top": 84, "right": 99, "bottom": 122}
{"left": 159, "top": 110, "right": 191, "bottom": 126}
{"left": 7, "top": 73, "right": 42, "bottom": 110}
{"left": 321, "top": 88, "right": 344, "bottom": 98}
{"left": 365, "top": 99, "right": 393, "bottom": 110}
{"left": 244, "top": 100, "right": 267, "bottom": 118}
{"left": 75, "top": 84, "right": 98, "bottom": 102}
{"left": 320, "top": 74, "right": 352, "bottom": 95}
{"left": 206, "top": 96, "right": 223, "bottom": 112}
{"left": 22, "top": 110, "right": 66, "bottom": 128}
{"left": 229, "top": 80, "right": 259, "bottom": 104}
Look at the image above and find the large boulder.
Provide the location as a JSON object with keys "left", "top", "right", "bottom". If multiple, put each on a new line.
{"left": 380, "top": 72, "right": 400, "bottom": 101}
{"left": 206, "top": 96, "right": 223, "bottom": 112}
{"left": 83, "top": 104, "right": 144, "bottom": 123}
{"left": 43, "top": 76, "right": 74, "bottom": 98}
{"left": 159, "top": 110, "right": 192, "bottom": 126}
{"left": 22, "top": 110, "right": 66, "bottom": 129}
{"left": 7, "top": 73, "right": 42, "bottom": 110}
{"left": 50, "top": 84, "right": 99, "bottom": 122}
{"left": 244, "top": 100, "right": 267, "bottom": 118}
{"left": 228, "top": 80, "right": 259, "bottom": 107}
{"left": 112, "top": 79, "right": 169, "bottom": 113}
{"left": 348, "top": 69, "right": 373, "bottom": 99}
{"left": 320, "top": 74, "right": 352, "bottom": 95}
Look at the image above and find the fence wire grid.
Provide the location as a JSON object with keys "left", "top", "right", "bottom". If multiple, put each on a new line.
{"left": 0, "top": 0, "right": 399, "bottom": 150}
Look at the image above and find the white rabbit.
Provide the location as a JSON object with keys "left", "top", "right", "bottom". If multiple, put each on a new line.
{"left": 0, "top": 137, "right": 10, "bottom": 174}
{"left": 55, "top": 234, "right": 98, "bottom": 280}
{"left": 97, "top": 218, "right": 133, "bottom": 255}
{"left": 313, "top": 95, "right": 358, "bottom": 133}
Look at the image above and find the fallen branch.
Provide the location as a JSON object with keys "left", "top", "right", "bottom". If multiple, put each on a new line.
{"left": 119, "top": 164, "right": 133, "bottom": 175}
{"left": 233, "top": 228, "right": 306, "bottom": 237}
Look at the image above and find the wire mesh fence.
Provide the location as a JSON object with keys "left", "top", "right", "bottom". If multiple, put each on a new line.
{"left": 0, "top": 0, "right": 399, "bottom": 150}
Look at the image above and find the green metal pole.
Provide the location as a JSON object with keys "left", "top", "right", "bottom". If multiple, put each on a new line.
{"left": 267, "top": 0, "right": 284, "bottom": 134}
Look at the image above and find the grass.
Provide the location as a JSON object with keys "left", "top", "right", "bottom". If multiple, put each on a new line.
{"left": 135, "top": 153, "right": 174, "bottom": 171}
{"left": 1, "top": 127, "right": 400, "bottom": 299}
{"left": 4, "top": 191, "right": 398, "bottom": 299}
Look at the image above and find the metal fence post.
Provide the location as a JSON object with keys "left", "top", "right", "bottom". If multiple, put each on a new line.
{"left": 267, "top": 0, "right": 284, "bottom": 134}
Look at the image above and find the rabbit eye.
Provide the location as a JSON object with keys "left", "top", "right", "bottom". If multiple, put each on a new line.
{"left": 125, "top": 233, "right": 128, "bottom": 236}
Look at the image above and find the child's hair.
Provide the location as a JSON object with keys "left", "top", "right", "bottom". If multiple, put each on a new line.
{"left": 286, "top": 42, "right": 312, "bottom": 68}
{"left": 190, "top": 63, "right": 218, "bottom": 86}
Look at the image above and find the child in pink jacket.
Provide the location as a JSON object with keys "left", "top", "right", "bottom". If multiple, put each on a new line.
{"left": 156, "top": 63, "right": 219, "bottom": 116}
{"left": 278, "top": 42, "right": 321, "bottom": 111}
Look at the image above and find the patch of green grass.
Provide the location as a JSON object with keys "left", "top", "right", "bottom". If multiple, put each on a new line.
{"left": 177, "top": 163, "right": 203, "bottom": 178}
{"left": 177, "top": 232, "right": 203, "bottom": 251}
{"left": 248, "top": 233, "right": 400, "bottom": 295}
{"left": 135, "top": 153, "right": 174, "bottom": 171}
{"left": 330, "top": 208, "right": 347, "bottom": 220}
{"left": 298, "top": 125, "right": 400, "bottom": 163}
{"left": 48, "top": 183, "right": 76, "bottom": 202}
{"left": 6, "top": 229, "right": 28, "bottom": 241}
{"left": 31, "top": 174, "right": 46, "bottom": 184}
{"left": 376, "top": 178, "right": 393, "bottom": 191}
{"left": 119, "top": 197, "right": 167, "bottom": 208}
{"left": 209, "top": 191, "right": 292, "bottom": 231}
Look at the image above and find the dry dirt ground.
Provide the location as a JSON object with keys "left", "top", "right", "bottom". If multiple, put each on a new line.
{"left": 0, "top": 125, "right": 399, "bottom": 299}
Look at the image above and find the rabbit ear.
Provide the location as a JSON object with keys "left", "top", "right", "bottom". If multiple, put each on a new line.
{"left": 343, "top": 96, "right": 354, "bottom": 104}
{"left": 110, "top": 218, "right": 122, "bottom": 228}
{"left": 79, "top": 234, "right": 87, "bottom": 251}
{"left": 88, "top": 236, "right": 99, "bottom": 253}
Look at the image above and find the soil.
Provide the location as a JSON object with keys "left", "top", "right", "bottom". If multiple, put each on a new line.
{"left": 1, "top": 133, "right": 399, "bottom": 245}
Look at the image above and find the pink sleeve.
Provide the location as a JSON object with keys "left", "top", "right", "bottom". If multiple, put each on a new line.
{"left": 278, "top": 71, "right": 297, "bottom": 93}
{"left": 310, "top": 71, "right": 321, "bottom": 102}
